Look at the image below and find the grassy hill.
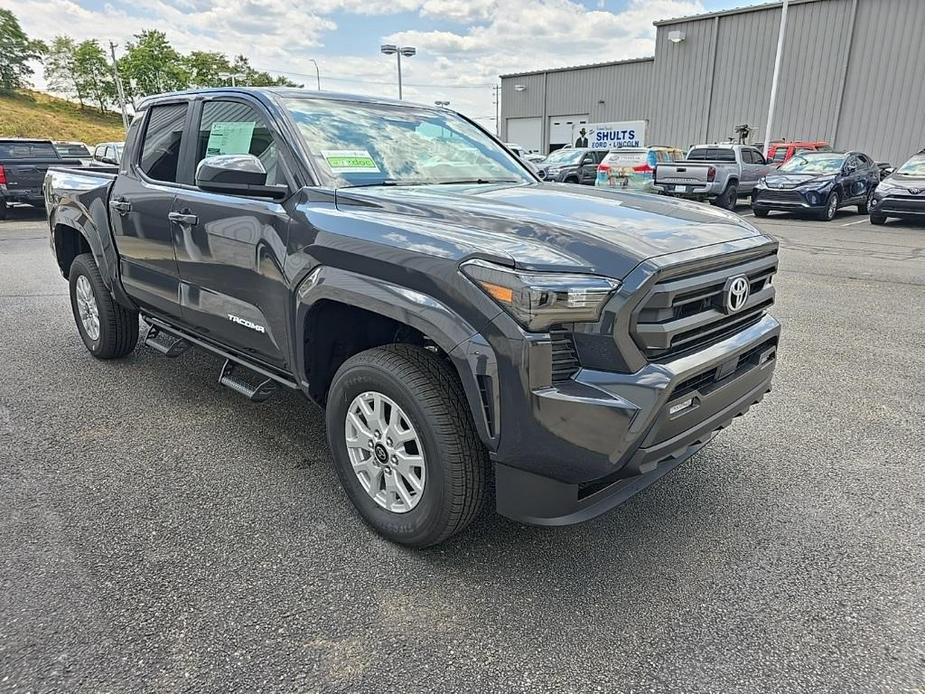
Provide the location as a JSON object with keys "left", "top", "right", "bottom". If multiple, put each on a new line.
{"left": 0, "top": 90, "right": 126, "bottom": 144}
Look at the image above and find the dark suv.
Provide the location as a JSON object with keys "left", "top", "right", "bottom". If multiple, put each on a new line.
{"left": 45, "top": 88, "right": 780, "bottom": 546}
{"left": 536, "top": 147, "right": 608, "bottom": 184}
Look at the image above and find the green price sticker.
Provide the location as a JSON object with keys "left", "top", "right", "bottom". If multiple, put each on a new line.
{"left": 322, "top": 150, "right": 380, "bottom": 173}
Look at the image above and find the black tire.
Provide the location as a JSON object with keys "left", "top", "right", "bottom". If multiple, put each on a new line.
{"left": 858, "top": 189, "right": 874, "bottom": 215}
{"left": 326, "top": 344, "right": 487, "bottom": 547}
{"left": 870, "top": 213, "right": 887, "bottom": 225}
{"left": 564, "top": 176, "right": 579, "bottom": 184}
{"left": 0, "top": 198, "right": 7, "bottom": 220}
{"left": 713, "top": 183, "right": 738, "bottom": 210}
{"left": 68, "top": 253, "right": 139, "bottom": 359}
{"left": 819, "top": 191, "right": 840, "bottom": 221}
{"left": 753, "top": 208, "right": 769, "bottom": 218}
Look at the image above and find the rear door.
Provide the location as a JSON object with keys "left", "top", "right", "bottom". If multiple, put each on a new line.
{"left": 170, "top": 96, "right": 294, "bottom": 370}
{"left": 109, "top": 101, "right": 189, "bottom": 318}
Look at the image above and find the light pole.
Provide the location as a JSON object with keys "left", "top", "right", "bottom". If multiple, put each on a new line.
{"left": 764, "top": 0, "right": 790, "bottom": 159}
{"left": 380, "top": 44, "right": 416, "bottom": 100}
{"left": 308, "top": 59, "right": 321, "bottom": 90}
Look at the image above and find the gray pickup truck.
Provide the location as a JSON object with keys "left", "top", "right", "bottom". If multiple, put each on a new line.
{"left": 44, "top": 87, "right": 780, "bottom": 547}
{"left": 654, "top": 144, "right": 773, "bottom": 209}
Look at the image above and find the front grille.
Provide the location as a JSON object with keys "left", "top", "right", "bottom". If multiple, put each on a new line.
{"left": 673, "top": 338, "right": 778, "bottom": 398}
{"left": 757, "top": 189, "right": 803, "bottom": 203}
{"left": 880, "top": 196, "right": 925, "bottom": 213}
{"left": 549, "top": 328, "right": 580, "bottom": 382}
{"left": 633, "top": 250, "right": 778, "bottom": 361}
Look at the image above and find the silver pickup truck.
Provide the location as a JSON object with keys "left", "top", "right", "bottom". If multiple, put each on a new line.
{"left": 654, "top": 144, "right": 773, "bottom": 209}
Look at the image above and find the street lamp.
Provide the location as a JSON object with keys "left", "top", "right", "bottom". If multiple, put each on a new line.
{"left": 434, "top": 100, "right": 450, "bottom": 107}
{"left": 380, "top": 44, "right": 416, "bottom": 100}
{"left": 308, "top": 58, "right": 321, "bottom": 90}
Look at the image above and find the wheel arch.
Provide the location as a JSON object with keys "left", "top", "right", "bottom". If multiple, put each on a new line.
{"left": 294, "top": 267, "right": 500, "bottom": 450}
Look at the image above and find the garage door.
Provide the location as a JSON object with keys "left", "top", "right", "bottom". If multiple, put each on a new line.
{"left": 506, "top": 117, "right": 542, "bottom": 153}
{"left": 549, "top": 114, "right": 589, "bottom": 151}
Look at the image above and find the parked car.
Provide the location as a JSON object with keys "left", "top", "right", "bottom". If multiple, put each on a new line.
{"left": 535, "top": 147, "right": 607, "bottom": 184}
{"left": 869, "top": 149, "right": 925, "bottom": 225}
{"left": 45, "top": 87, "right": 780, "bottom": 547}
{"left": 654, "top": 144, "right": 772, "bottom": 209}
{"left": 524, "top": 152, "right": 546, "bottom": 165}
{"left": 764, "top": 140, "right": 832, "bottom": 164}
{"left": 91, "top": 141, "right": 124, "bottom": 167}
{"left": 751, "top": 150, "right": 880, "bottom": 221}
{"left": 53, "top": 141, "right": 94, "bottom": 166}
{"left": 595, "top": 146, "right": 684, "bottom": 193}
{"left": 0, "top": 138, "right": 82, "bottom": 219}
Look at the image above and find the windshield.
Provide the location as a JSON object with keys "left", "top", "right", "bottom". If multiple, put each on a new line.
{"left": 282, "top": 98, "right": 531, "bottom": 187}
{"left": 897, "top": 155, "right": 925, "bottom": 177}
{"left": 779, "top": 153, "right": 845, "bottom": 174}
{"left": 55, "top": 143, "right": 91, "bottom": 157}
{"left": 543, "top": 149, "right": 585, "bottom": 165}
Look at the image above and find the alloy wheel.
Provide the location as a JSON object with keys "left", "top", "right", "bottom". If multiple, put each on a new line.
{"left": 75, "top": 274, "right": 100, "bottom": 341}
{"left": 345, "top": 391, "right": 426, "bottom": 513}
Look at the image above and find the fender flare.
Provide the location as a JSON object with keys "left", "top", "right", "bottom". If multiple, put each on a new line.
{"left": 294, "top": 266, "right": 500, "bottom": 450}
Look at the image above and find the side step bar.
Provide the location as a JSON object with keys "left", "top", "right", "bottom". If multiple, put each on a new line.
{"left": 218, "top": 359, "right": 277, "bottom": 402}
{"left": 140, "top": 317, "right": 299, "bottom": 403}
{"left": 145, "top": 324, "right": 190, "bottom": 357}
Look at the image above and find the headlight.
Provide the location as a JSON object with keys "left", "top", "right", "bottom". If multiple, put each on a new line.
{"left": 547, "top": 167, "right": 561, "bottom": 175}
{"left": 461, "top": 259, "right": 620, "bottom": 331}
{"left": 756, "top": 177, "right": 767, "bottom": 187}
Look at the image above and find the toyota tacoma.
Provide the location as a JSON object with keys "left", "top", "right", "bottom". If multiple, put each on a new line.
{"left": 45, "top": 88, "right": 780, "bottom": 546}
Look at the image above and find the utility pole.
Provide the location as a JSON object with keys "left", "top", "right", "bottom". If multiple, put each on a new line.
{"left": 309, "top": 59, "right": 321, "bottom": 90}
{"left": 764, "top": 0, "right": 790, "bottom": 159}
{"left": 109, "top": 41, "right": 130, "bottom": 132}
{"left": 491, "top": 85, "right": 501, "bottom": 137}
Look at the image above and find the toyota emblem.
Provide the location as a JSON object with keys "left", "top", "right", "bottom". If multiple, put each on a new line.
{"left": 724, "top": 275, "right": 750, "bottom": 313}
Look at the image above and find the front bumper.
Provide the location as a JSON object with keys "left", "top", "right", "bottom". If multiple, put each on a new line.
{"left": 752, "top": 187, "right": 829, "bottom": 211}
{"left": 870, "top": 193, "right": 925, "bottom": 217}
{"left": 493, "top": 313, "right": 780, "bottom": 525}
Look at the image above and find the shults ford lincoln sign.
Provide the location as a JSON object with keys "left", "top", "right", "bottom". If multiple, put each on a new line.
{"left": 572, "top": 120, "right": 647, "bottom": 150}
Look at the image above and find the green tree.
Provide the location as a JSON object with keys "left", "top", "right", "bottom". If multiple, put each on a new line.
{"left": 0, "top": 9, "right": 46, "bottom": 92}
{"left": 74, "top": 40, "right": 115, "bottom": 113}
{"left": 119, "top": 30, "right": 189, "bottom": 98}
{"left": 185, "top": 50, "right": 232, "bottom": 88}
{"left": 44, "top": 36, "right": 85, "bottom": 107}
{"left": 230, "top": 55, "right": 300, "bottom": 87}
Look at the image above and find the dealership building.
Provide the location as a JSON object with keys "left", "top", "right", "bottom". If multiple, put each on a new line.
{"left": 499, "top": 0, "right": 924, "bottom": 164}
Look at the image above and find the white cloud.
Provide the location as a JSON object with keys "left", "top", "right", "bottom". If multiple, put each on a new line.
{"left": 2, "top": 0, "right": 706, "bottom": 128}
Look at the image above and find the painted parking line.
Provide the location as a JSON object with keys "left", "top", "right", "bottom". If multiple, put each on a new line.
{"left": 739, "top": 212, "right": 754, "bottom": 217}
{"left": 840, "top": 219, "right": 869, "bottom": 227}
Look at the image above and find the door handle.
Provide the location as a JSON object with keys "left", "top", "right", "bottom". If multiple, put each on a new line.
{"left": 109, "top": 199, "right": 132, "bottom": 215}
{"left": 168, "top": 211, "right": 199, "bottom": 226}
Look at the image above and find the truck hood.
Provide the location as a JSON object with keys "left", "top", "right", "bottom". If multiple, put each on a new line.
{"left": 333, "top": 182, "right": 763, "bottom": 279}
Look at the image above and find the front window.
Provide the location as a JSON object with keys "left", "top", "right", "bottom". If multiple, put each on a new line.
{"left": 542, "top": 148, "right": 585, "bottom": 166}
{"left": 282, "top": 98, "right": 531, "bottom": 187}
{"left": 779, "top": 153, "right": 845, "bottom": 174}
{"left": 55, "top": 143, "right": 91, "bottom": 158}
{"left": 897, "top": 155, "right": 925, "bottom": 177}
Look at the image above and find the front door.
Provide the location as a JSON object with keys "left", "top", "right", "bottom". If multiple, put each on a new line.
{"left": 109, "top": 102, "right": 189, "bottom": 318}
{"left": 171, "top": 97, "right": 293, "bottom": 370}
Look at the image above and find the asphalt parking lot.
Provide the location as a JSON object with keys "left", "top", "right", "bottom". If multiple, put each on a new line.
{"left": 1, "top": 202, "right": 923, "bottom": 693}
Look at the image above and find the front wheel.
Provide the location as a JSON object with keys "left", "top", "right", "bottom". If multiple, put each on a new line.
{"left": 819, "top": 191, "right": 840, "bottom": 221}
{"left": 68, "top": 253, "right": 139, "bottom": 358}
{"left": 870, "top": 213, "right": 887, "bottom": 225}
{"left": 326, "top": 344, "right": 487, "bottom": 547}
{"left": 753, "top": 208, "right": 769, "bottom": 218}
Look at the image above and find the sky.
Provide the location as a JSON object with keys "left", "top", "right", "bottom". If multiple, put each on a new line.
{"left": 5, "top": 0, "right": 767, "bottom": 127}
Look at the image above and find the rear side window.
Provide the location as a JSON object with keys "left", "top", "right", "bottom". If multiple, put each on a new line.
{"left": 195, "top": 100, "right": 282, "bottom": 186}
{"left": 0, "top": 141, "right": 59, "bottom": 158}
{"left": 772, "top": 148, "right": 787, "bottom": 162}
{"left": 139, "top": 103, "right": 188, "bottom": 183}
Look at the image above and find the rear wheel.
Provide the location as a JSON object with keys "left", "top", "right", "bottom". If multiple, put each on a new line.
{"left": 713, "top": 183, "right": 738, "bottom": 210}
{"left": 870, "top": 213, "right": 887, "bottom": 225}
{"left": 326, "top": 344, "right": 487, "bottom": 547}
{"left": 858, "top": 188, "right": 874, "bottom": 214}
{"left": 68, "top": 253, "right": 139, "bottom": 359}
{"left": 819, "top": 191, "right": 839, "bottom": 221}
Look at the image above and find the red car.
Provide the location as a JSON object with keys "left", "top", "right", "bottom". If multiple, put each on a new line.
{"left": 765, "top": 140, "right": 832, "bottom": 164}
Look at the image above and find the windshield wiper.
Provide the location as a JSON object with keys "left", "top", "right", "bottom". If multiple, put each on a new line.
{"left": 434, "top": 178, "right": 521, "bottom": 185}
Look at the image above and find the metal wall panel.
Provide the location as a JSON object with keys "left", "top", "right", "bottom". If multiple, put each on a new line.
{"left": 500, "top": 0, "right": 925, "bottom": 162}
{"left": 836, "top": 0, "right": 925, "bottom": 163}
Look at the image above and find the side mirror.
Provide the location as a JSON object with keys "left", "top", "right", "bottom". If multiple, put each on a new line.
{"left": 195, "top": 154, "right": 288, "bottom": 199}
{"left": 99, "top": 156, "right": 118, "bottom": 166}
